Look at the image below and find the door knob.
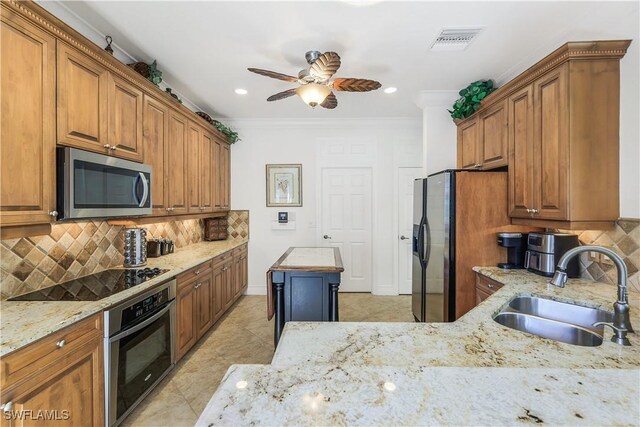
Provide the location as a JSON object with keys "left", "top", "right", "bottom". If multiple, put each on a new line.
{"left": 323, "top": 235, "right": 332, "bottom": 240}
{"left": 400, "top": 235, "right": 409, "bottom": 240}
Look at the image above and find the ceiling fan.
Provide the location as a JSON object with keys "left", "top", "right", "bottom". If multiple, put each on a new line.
{"left": 248, "top": 51, "right": 382, "bottom": 109}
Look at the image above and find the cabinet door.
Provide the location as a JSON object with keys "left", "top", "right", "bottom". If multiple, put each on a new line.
{"left": 220, "top": 144, "right": 231, "bottom": 210}
{"left": 241, "top": 250, "right": 248, "bottom": 292}
{"left": 479, "top": 99, "right": 508, "bottom": 169}
{"left": 223, "top": 261, "right": 234, "bottom": 309}
{"left": 212, "top": 264, "right": 226, "bottom": 321}
{"left": 57, "top": 42, "right": 108, "bottom": 151}
{"left": 187, "top": 123, "right": 201, "bottom": 213}
{"left": 233, "top": 254, "right": 243, "bottom": 299}
{"left": 533, "top": 64, "right": 569, "bottom": 220}
{"left": 508, "top": 86, "right": 535, "bottom": 218}
{"left": 175, "top": 282, "right": 197, "bottom": 361}
{"left": 0, "top": 337, "right": 104, "bottom": 427}
{"left": 108, "top": 74, "right": 143, "bottom": 161}
{"left": 0, "top": 13, "right": 56, "bottom": 226}
{"left": 212, "top": 139, "right": 223, "bottom": 210}
{"left": 142, "top": 96, "right": 169, "bottom": 215}
{"left": 456, "top": 118, "right": 480, "bottom": 169}
{"left": 167, "top": 112, "right": 188, "bottom": 215}
{"left": 199, "top": 131, "right": 213, "bottom": 213}
{"left": 476, "top": 288, "right": 491, "bottom": 305}
{"left": 195, "top": 273, "right": 214, "bottom": 338}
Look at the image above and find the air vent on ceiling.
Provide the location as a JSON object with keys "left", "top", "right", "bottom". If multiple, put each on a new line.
{"left": 430, "top": 28, "right": 483, "bottom": 51}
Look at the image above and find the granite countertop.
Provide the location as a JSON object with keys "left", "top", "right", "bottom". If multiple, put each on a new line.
{"left": 0, "top": 238, "right": 247, "bottom": 357}
{"left": 197, "top": 267, "right": 640, "bottom": 426}
{"left": 270, "top": 247, "right": 344, "bottom": 272}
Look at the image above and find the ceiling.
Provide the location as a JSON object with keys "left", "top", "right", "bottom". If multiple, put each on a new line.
{"left": 56, "top": 1, "right": 638, "bottom": 119}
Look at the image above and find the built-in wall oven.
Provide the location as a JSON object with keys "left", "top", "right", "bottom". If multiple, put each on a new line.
{"left": 57, "top": 147, "right": 152, "bottom": 220}
{"left": 104, "top": 279, "right": 176, "bottom": 427}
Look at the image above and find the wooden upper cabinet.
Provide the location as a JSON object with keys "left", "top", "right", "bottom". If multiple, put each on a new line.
{"left": 532, "top": 64, "right": 569, "bottom": 221}
{"left": 142, "top": 95, "right": 169, "bottom": 215}
{"left": 108, "top": 74, "right": 143, "bottom": 161}
{"left": 187, "top": 123, "right": 201, "bottom": 213}
{"left": 200, "top": 131, "right": 214, "bottom": 213}
{"left": 457, "top": 118, "right": 480, "bottom": 169}
{"left": 0, "top": 11, "right": 56, "bottom": 226}
{"left": 57, "top": 42, "right": 108, "bottom": 151}
{"left": 167, "top": 111, "right": 188, "bottom": 214}
{"left": 508, "top": 85, "right": 535, "bottom": 218}
{"left": 479, "top": 99, "right": 508, "bottom": 169}
{"left": 220, "top": 143, "right": 231, "bottom": 210}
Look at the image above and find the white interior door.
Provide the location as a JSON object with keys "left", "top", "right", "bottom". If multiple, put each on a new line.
{"left": 321, "top": 168, "right": 372, "bottom": 292}
{"left": 398, "top": 167, "right": 423, "bottom": 294}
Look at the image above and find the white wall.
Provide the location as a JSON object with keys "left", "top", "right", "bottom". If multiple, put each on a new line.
{"left": 229, "top": 119, "right": 422, "bottom": 295}
{"left": 415, "top": 91, "right": 459, "bottom": 175}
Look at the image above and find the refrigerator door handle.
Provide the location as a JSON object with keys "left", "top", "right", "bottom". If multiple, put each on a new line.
{"left": 417, "top": 218, "right": 426, "bottom": 266}
{"left": 423, "top": 220, "right": 431, "bottom": 268}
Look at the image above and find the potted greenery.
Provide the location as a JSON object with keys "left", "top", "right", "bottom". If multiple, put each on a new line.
{"left": 128, "top": 59, "right": 163, "bottom": 86}
{"left": 448, "top": 80, "right": 495, "bottom": 121}
{"left": 212, "top": 120, "right": 240, "bottom": 144}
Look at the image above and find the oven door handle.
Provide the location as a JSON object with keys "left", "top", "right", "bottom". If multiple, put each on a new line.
{"left": 109, "top": 301, "right": 174, "bottom": 343}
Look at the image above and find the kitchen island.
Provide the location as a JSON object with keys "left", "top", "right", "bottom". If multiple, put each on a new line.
{"left": 269, "top": 247, "right": 344, "bottom": 345}
{"left": 197, "top": 267, "right": 640, "bottom": 426}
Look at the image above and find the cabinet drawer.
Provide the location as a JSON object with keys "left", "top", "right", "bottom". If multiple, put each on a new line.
{"left": 476, "top": 273, "right": 504, "bottom": 295}
{"left": 177, "top": 261, "right": 212, "bottom": 285}
{"left": 212, "top": 251, "right": 233, "bottom": 268}
{"left": 232, "top": 243, "right": 248, "bottom": 257}
{"left": 1, "top": 313, "right": 102, "bottom": 388}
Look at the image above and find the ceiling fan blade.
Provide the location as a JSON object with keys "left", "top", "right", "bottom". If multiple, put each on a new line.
{"left": 320, "top": 92, "right": 337, "bottom": 109}
{"left": 309, "top": 52, "right": 341, "bottom": 81}
{"left": 247, "top": 68, "right": 298, "bottom": 83}
{"left": 332, "top": 78, "right": 382, "bottom": 92}
{"left": 267, "top": 88, "right": 298, "bottom": 102}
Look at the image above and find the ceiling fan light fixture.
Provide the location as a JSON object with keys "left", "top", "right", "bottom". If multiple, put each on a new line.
{"left": 297, "top": 83, "right": 331, "bottom": 108}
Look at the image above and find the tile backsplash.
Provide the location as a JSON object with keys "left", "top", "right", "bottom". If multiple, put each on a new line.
{"left": 1, "top": 217, "right": 219, "bottom": 299}
{"left": 563, "top": 218, "right": 640, "bottom": 293}
{"left": 227, "top": 210, "right": 249, "bottom": 240}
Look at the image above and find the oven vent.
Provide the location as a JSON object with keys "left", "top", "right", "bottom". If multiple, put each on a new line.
{"left": 430, "top": 28, "right": 483, "bottom": 51}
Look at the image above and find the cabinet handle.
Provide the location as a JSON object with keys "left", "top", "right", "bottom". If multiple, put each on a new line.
{"left": 56, "top": 339, "right": 66, "bottom": 348}
{"left": 526, "top": 208, "right": 532, "bottom": 213}
{"left": 110, "top": 146, "right": 117, "bottom": 151}
{"left": 194, "top": 283, "right": 201, "bottom": 289}
{"left": 487, "top": 284, "right": 494, "bottom": 289}
{"left": 195, "top": 270, "right": 200, "bottom": 275}
{"left": 103, "top": 144, "right": 111, "bottom": 149}
{"left": 531, "top": 208, "right": 539, "bottom": 214}
{"left": 48, "top": 210, "right": 58, "bottom": 217}
{"left": 473, "top": 163, "right": 482, "bottom": 169}
{"left": 222, "top": 266, "right": 229, "bottom": 271}
{"left": 1, "top": 402, "right": 13, "bottom": 413}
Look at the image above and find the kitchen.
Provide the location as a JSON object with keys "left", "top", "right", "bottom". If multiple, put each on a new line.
{"left": 1, "top": 0, "right": 639, "bottom": 426}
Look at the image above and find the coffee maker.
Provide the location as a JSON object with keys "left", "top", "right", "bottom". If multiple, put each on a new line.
{"left": 497, "top": 232, "right": 528, "bottom": 269}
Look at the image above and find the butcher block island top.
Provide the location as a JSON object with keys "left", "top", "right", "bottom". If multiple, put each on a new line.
{"left": 270, "top": 247, "right": 344, "bottom": 272}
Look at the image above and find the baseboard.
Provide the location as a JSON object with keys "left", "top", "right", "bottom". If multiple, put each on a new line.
{"left": 246, "top": 285, "right": 266, "bottom": 296}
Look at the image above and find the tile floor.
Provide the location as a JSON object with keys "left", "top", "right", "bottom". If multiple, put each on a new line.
{"left": 121, "top": 293, "right": 413, "bottom": 427}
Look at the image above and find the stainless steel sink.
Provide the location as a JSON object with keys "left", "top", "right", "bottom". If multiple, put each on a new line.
{"left": 508, "top": 296, "right": 613, "bottom": 330}
{"left": 493, "top": 296, "right": 613, "bottom": 347}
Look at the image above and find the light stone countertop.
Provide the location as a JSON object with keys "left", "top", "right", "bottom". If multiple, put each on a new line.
{"left": 0, "top": 238, "right": 247, "bottom": 357}
{"left": 197, "top": 267, "right": 640, "bottom": 426}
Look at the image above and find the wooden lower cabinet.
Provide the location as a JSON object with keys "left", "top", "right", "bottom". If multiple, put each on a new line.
{"left": 0, "top": 314, "right": 104, "bottom": 427}
{"left": 475, "top": 273, "right": 504, "bottom": 306}
{"left": 175, "top": 245, "right": 248, "bottom": 361}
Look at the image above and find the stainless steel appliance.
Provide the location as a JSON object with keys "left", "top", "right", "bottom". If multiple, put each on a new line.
{"left": 56, "top": 147, "right": 152, "bottom": 220}
{"left": 123, "top": 228, "right": 147, "bottom": 267}
{"left": 104, "top": 279, "right": 176, "bottom": 427}
{"left": 525, "top": 232, "right": 580, "bottom": 277}
{"left": 8, "top": 267, "right": 169, "bottom": 301}
{"left": 412, "top": 170, "right": 511, "bottom": 322}
{"left": 497, "top": 232, "right": 528, "bottom": 269}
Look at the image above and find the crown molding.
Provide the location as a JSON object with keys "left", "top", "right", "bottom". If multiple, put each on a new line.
{"left": 224, "top": 117, "right": 422, "bottom": 130}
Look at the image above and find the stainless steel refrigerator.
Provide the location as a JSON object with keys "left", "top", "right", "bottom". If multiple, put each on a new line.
{"left": 412, "top": 169, "right": 511, "bottom": 322}
{"left": 412, "top": 171, "right": 455, "bottom": 322}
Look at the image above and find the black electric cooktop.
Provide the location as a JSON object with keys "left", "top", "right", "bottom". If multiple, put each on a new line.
{"left": 9, "top": 267, "right": 170, "bottom": 302}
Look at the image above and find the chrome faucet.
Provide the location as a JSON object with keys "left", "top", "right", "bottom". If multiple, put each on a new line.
{"left": 549, "top": 245, "right": 633, "bottom": 346}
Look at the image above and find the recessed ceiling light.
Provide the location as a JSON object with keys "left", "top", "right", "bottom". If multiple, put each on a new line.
{"left": 234, "top": 88, "right": 248, "bottom": 95}
{"left": 384, "top": 87, "right": 397, "bottom": 94}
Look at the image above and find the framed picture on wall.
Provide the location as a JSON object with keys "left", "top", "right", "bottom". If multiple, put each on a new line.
{"left": 266, "top": 164, "right": 302, "bottom": 207}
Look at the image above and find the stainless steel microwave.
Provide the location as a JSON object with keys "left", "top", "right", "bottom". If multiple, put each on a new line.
{"left": 57, "top": 147, "right": 152, "bottom": 220}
